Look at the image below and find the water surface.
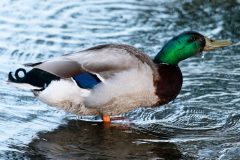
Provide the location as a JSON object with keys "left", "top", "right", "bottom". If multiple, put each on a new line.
{"left": 0, "top": 0, "right": 240, "bottom": 159}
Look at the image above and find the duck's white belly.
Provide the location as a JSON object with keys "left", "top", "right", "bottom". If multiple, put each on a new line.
{"left": 37, "top": 79, "right": 99, "bottom": 115}
{"left": 84, "top": 63, "right": 159, "bottom": 115}
{"left": 37, "top": 63, "right": 159, "bottom": 116}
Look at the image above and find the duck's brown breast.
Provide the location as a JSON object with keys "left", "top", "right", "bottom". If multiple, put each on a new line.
{"left": 154, "top": 64, "right": 183, "bottom": 105}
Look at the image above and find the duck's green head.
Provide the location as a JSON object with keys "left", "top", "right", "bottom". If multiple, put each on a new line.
{"left": 154, "top": 31, "right": 232, "bottom": 65}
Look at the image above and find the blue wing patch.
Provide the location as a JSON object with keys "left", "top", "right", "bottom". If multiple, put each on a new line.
{"left": 72, "top": 72, "right": 101, "bottom": 89}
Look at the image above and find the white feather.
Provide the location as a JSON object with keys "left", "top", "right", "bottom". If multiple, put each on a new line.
{"left": 38, "top": 79, "right": 89, "bottom": 108}
{"left": 84, "top": 63, "right": 157, "bottom": 108}
{"left": 37, "top": 63, "right": 158, "bottom": 115}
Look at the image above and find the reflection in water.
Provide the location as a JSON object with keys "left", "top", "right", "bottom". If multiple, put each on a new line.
{"left": 25, "top": 120, "right": 182, "bottom": 160}
{"left": 0, "top": 0, "right": 240, "bottom": 159}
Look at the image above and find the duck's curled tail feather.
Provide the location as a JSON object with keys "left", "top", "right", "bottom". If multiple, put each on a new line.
{"left": 8, "top": 68, "right": 27, "bottom": 83}
{"left": 8, "top": 68, "right": 60, "bottom": 89}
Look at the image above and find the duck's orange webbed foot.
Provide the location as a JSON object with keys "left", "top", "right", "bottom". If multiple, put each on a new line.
{"left": 101, "top": 115, "right": 131, "bottom": 129}
{"left": 102, "top": 115, "right": 111, "bottom": 123}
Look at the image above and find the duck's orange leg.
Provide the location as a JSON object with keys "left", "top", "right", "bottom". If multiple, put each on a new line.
{"left": 102, "top": 115, "right": 111, "bottom": 123}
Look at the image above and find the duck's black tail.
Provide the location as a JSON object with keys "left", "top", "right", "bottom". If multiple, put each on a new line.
{"left": 8, "top": 68, "right": 60, "bottom": 90}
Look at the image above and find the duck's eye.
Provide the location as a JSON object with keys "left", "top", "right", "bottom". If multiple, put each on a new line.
{"left": 188, "top": 36, "right": 198, "bottom": 43}
{"left": 188, "top": 36, "right": 201, "bottom": 42}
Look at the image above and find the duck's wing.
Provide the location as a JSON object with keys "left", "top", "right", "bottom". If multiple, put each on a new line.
{"left": 25, "top": 44, "right": 154, "bottom": 79}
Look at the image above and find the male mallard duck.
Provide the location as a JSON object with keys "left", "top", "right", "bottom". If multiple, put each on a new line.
{"left": 8, "top": 31, "right": 231, "bottom": 122}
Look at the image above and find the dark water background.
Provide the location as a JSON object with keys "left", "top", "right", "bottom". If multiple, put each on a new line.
{"left": 0, "top": 0, "right": 240, "bottom": 159}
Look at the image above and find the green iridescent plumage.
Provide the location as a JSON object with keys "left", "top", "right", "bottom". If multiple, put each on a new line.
{"left": 154, "top": 32, "right": 205, "bottom": 65}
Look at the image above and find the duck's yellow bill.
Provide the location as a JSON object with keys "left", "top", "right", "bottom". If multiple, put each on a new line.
{"left": 204, "top": 37, "right": 232, "bottom": 51}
